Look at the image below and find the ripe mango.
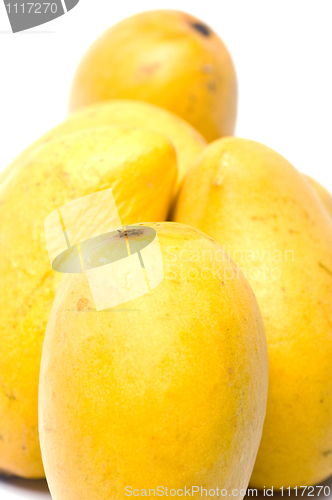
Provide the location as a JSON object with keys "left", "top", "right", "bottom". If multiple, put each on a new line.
{"left": 0, "top": 126, "right": 177, "bottom": 478}
{"left": 173, "top": 137, "right": 332, "bottom": 488}
{"left": 39, "top": 222, "right": 268, "bottom": 500}
{"left": 1, "top": 100, "right": 206, "bottom": 194}
{"left": 68, "top": 10, "right": 237, "bottom": 142}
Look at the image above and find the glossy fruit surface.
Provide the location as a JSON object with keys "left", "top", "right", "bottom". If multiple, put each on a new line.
{"left": 0, "top": 126, "right": 176, "bottom": 478}
{"left": 174, "top": 137, "right": 332, "bottom": 488}
{"left": 39, "top": 222, "right": 268, "bottom": 500}
{"left": 68, "top": 10, "right": 237, "bottom": 142}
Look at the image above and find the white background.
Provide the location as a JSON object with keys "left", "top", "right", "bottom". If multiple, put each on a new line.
{"left": 1, "top": 0, "right": 332, "bottom": 498}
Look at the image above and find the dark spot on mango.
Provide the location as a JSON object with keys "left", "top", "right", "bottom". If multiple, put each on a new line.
{"left": 5, "top": 392, "right": 17, "bottom": 401}
{"left": 323, "top": 450, "right": 332, "bottom": 457}
{"left": 318, "top": 262, "right": 332, "bottom": 277}
{"left": 186, "top": 105, "right": 195, "bottom": 115}
{"left": 77, "top": 296, "right": 89, "bottom": 311}
{"left": 116, "top": 229, "right": 126, "bottom": 238}
{"left": 126, "top": 228, "right": 145, "bottom": 238}
{"left": 191, "top": 22, "right": 211, "bottom": 37}
{"left": 207, "top": 81, "right": 216, "bottom": 92}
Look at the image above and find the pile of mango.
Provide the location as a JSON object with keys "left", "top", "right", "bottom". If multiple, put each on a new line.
{"left": 1, "top": 10, "right": 332, "bottom": 500}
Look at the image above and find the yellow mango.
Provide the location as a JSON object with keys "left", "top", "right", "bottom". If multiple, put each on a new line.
{"left": 39, "top": 221, "right": 268, "bottom": 500}
{"left": 0, "top": 126, "right": 177, "bottom": 478}
{"left": 173, "top": 137, "right": 332, "bottom": 488}
{"left": 68, "top": 10, "right": 237, "bottom": 142}
{"left": 1, "top": 100, "right": 206, "bottom": 194}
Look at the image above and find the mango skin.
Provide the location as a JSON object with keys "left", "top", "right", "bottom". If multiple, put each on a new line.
{"left": 64, "top": 100, "right": 206, "bottom": 190}
{"left": 68, "top": 10, "right": 237, "bottom": 142}
{"left": 173, "top": 137, "right": 332, "bottom": 488}
{"left": 0, "top": 100, "right": 206, "bottom": 195}
{"left": 39, "top": 221, "right": 268, "bottom": 500}
{"left": 304, "top": 174, "right": 332, "bottom": 219}
{"left": 0, "top": 126, "right": 177, "bottom": 478}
